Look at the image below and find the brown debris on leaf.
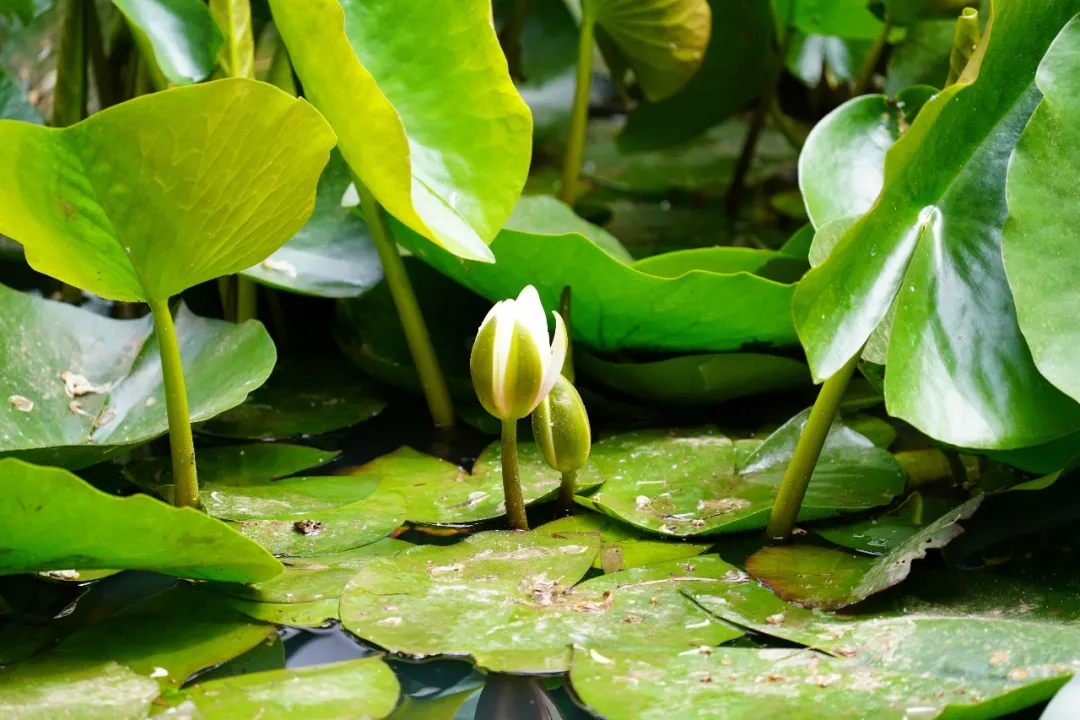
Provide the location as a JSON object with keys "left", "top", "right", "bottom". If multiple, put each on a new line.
{"left": 575, "top": 590, "right": 615, "bottom": 613}
{"left": 293, "top": 519, "right": 326, "bottom": 535}
{"left": 7, "top": 395, "right": 33, "bottom": 412}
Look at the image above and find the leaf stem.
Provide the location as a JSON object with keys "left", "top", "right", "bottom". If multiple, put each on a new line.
{"left": 766, "top": 353, "right": 860, "bottom": 541}
{"left": 852, "top": 22, "right": 893, "bottom": 96}
{"left": 559, "top": 286, "right": 574, "bottom": 382}
{"left": 558, "top": 470, "right": 577, "bottom": 513}
{"left": 501, "top": 419, "right": 529, "bottom": 530}
{"left": 353, "top": 173, "right": 456, "bottom": 429}
{"left": 559, "top": 13, "right": 596, "bottom": 205}
{"left": 235, "top": 277, "right": 258, "bottom": 323}
{"left": 147, "top": 298, "right": 199, "bottom": 509}
{"left": 53, "top": 0, "right": 87, "bottom": 128}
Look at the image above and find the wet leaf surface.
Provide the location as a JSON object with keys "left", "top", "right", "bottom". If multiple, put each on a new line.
{"left": 537, "top": 514, "right": 712, "bottom": 574}
{"left": 0, "top": 288, "right": 276, "bottom": 469}
{"left": 340, "top": 531, "right": 743, "bottom": 673}
{"left": 584, "top": 410, "right": 904, "bottom": 537}
{"left": 811, "top": 492, "right": 949, "bottom": 554}
{"left": 0, "top": 458, "right": 282, "bottom": 582}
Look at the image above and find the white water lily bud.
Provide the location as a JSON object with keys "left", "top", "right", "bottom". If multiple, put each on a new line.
{"left": 470, "top": 285, "right": 568, "bottom": 421}
{"left": 532, "top": 374, "right": 591, "bottom": 473}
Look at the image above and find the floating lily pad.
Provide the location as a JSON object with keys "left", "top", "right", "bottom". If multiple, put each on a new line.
{"left": 395, "top": 195, "right": 800, "bottom": 354}
{"left": 0, "top": 586, "right": 274, "bottom": 718}
{"left": 746, "top": 496, "right": 982, "bottom": 609}
{"left": 241, "top": 151, "right": 383, "bottom": 298}
{"left": 583, "top": 410, "right": 905, "bottom": 537}
{"left": 347, "top": 443, "right": 604, "bottom": 525}
{"left": 576, "top": 350, "right": 810, "bottom": 406}
{"left": 214, "top": 538, "right": 411, "bottom": 627}
{"left": 340, "top": 531, "right": 742, "bottom": 673}
{"left": 0, "top": 286, "right": 277, "bottom": 470}
{"left": 812, "top": 492, "right": 949, "bottom": 554}
{"left": 0, "top": 458, "right": 282, "bottom": 582}
{"left": 199, "top": 356, "right": 387, "bottom": 440}
{"left": 537, "top": 514, "right": 711, "bottom": 574}
{"left": 159, "top": 657, "right": 401, "bottom": 719}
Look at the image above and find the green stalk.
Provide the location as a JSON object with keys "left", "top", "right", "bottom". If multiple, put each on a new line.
{"left": 559, "top": 286, "right": 574, "bottom": 382}
{"left": 852, "top": 22, "right": 893, "bottom": 96}
{"left": 147, "top": 298, "right": 199, "bottom": 508}
{"left": 353, "top": 173, "right": 456, "bottom": 428}
{"left": 558, "top": 470, "right": 577, "bottom": 513}
{"left": 768, "top": 98, "right": 805, "bottom": 152}
{"left": 559, "top": 12, "right": 596, "bottom": 205}
{"left": 766, "top": 353, "right": 860, "bottom": 540}
{"left": 499, "top": 0, "right": 534, "bottom": 81}
{"left": 235, "top": 277, "right": 257, "bottom": 322}
{"left": 501, "top": 420, "right": 529, "bottom": 530}
{"left": 53, "top": 0, "right": 88, "bottom": 128}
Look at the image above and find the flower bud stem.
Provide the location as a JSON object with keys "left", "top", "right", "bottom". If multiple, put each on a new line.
{"left": 558, "top": 470, "right": 577, "bottom": 513}
{"left": 501, "top": 420, "right": 530, "bottom": 530}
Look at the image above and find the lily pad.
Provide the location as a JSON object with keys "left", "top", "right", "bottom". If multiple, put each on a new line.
{"left": 745, "top": 495, "right": 982, "bottom": 609}
{"left": 792, "top": 2, "right": 1080, "bottom": 449}
{"left": 215, "top": 539, "right": 411, "bottom": 627}
{"left": 576, "top": 350, "right": 811, "bottom": 406}
{"left": 241, "top": 151, "right": 383, "bottom": 299}
{"left": 537, "top": 514, "right": 711, "bottom": 574}
{"left": 0, "top": 458, "right": 282, "bottom": 582}
{"left": 126, "top": 443, "right": 338, "bottom": 493}
{"left": 395, "top": 195, "right": 800, "bottom": 354}
{"left": 270, "top": 0, "right": 531, "bottom": 261}
{"left": 199, "top": 356, "right": 388, "bottom": 440}
{"left": 0, "top": 287, "right": 277, "bottom": 469}
{"left": 1002, "top": 16, "right": 1080, "bottom": 406}
{"left": 583, "top": 410, "right": 905, "bottom": 537}
{"left": 112, "top": 0, "right": 224, "bottom": 86}
{"left": 156, "top": 657, "right": 401, "bottom": 719}
{"left": 812, "top": 492, "right": 948, "bottom": 553}
{"left": 340, "top": 531, "right": 742, "bottom": 673}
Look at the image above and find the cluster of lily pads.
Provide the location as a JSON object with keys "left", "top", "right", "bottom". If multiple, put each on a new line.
{"left": 2, "top": 0, "right": 1080, "bottom": 718}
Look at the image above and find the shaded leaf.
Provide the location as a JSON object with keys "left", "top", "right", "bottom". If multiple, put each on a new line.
{"left": 886, "top": 19, "right": 954, "bottom": 93}
{"left": 787, "top": 33, "right": 873, "bottom": 87}
{"left": 774, "top": 0, "right": 888, "bottom": 39}
{"left": 111, "top": 0, "right": 224, "bottom": 85}
{"left": 0, "top": 66, "right": 40, "bottom": 123}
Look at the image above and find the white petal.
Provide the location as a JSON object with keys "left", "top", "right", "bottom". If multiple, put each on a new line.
{"left": 490, "top": 301, "right": 516, "bottom": 415}
{"left": 534, "top": 310, "right": 568, "bottom": 410}
{"left": 515, "top": 286, "right": 550, "bottom": 368}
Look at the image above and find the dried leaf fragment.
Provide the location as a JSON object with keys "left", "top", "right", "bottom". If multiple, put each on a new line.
{"left": 7, "top": 395, "right": 33, "bottom": 412}
{"left": 292, "top": 519, "right": 326, "bottom": 535}
{"left": 262, "top": 258, "right": 298, "bottom": 278}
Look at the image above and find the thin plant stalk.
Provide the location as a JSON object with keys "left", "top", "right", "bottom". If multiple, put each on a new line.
{"left": 353, "top": 173, "right": 456, "bottom": 429}
{"left": 499, "top": 0, "right": 534, "bottom": 81}
{"left": 769, "top": 98, "right": 805, "bottom": 152}
{"left": 235, "top": 277, "right": 257, "bottom": 323}
{"left": 147, "top": 298, "right": 199, "bottom": 508}
{"left": 766, "top": 353, "right": 860, "bottom": 540}
{"left": 852, "top": 22, "right": 893, "bottom": 96}
{"left": 53, "top": 0, "right": 87, "bottom": 128}
{"left": 559, "top": 286, "right": 574, "bottom": 382}
{"left": 559, "top": 13, "right": 596, "bottom": 205}
{"left": 558, "top": 470, "right": 577, "bottom": 513}
{"left": 501, "top": 420, "right": 530, "bottom": 530}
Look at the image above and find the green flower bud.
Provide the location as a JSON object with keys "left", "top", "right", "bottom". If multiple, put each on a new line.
{"left": 470, "top": 285, "right": 567, "bottom": 421}
{"left": 531, "top": 374, "right": 591, "bottom": 473}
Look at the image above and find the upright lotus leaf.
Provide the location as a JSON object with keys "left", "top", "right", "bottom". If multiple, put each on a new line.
{"left": 585, "top": 0, "right": 710, "bottom": 102}
{"left": 583, "top": 410, "right": 904, "bottom": 538}
{"left": 793, "top": 0, "right": 1080, "bottom": 449}
{"left": 1002, "top": 16, "right": 1080, "bottom": 405}
{"left": 618, "top": 0, "right": 772, "bottom": 150}
{"left": 745, "top": 495, "right": 982, "bottom": 609}
{"left": 0, "top": 79, "right": 334, "bottom": 302}
{"left": 269, "top": 0, "right": 532, "bottom": 262}
{"left": 155, "top": 658, "right": 401, "bottom": 719}
{"left": 340, "top": 531, "right": 743, "bottom": 673}
{"left": 0, "top": 458, "right": 283, "bottom": 582}
{"left": 111, "top": 0, "right": 225, "bottom": 86}
{"left": 799, "top": 85, "right": 936, "bottom": 230}
{"left": 774, "top": 0, "right": 888, "bottom": 39}
{"left": 396, "top": 195, "right": 799, "bottom": 353}
{"left": 885, "top": 19, "right": 955, "bottom": 92}
{"left": 241, "top": 151, "right": 384, "bottom": 298}
{"left": 0, "top": 286, "right": 275, "bottom": 469}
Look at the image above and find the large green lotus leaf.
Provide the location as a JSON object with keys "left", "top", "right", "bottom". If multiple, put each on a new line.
{"left": 618, "top": 0, "right": 772, "bottom": 150}
{"left": 799, "top": 86, "right": 936, "bottom": 230}
{"left": 793, "top": 0, "right": 1080, "bottom": 449}
{"left": 340, "top": 531, "right": 742, "bottom": 673}
{"left": 0, "top": 67, "right": 40, "bottom": 123}
{"left": 584, "top": 410, "right": 904, "bottom": 538}
{"left": 345, "top": 443, "right": 604, "bottom": 525}
{"left": 0, "top": 78, "right": 334, "bottom": 302}
{"left": 585, "top": 117, "right": 796, "bottom": 194}
{"left": 885, "top": 19, "right": 954, "bottom": 93}
{"left": 202, "top": 474, "right": 378, "bottom": 521}
{"left": 0, "top": 287, "right": 276, "bottom": 469}
{"left": 0, "top": 662, "right": 158, "bottom": 720}
{"left": 630, "top": 246, "right": 808, "bottom": 283}
{"left": 269, "top": 0, "right": 531, "bottom": 263}
{"left": 111, "top": 0, "right": 223, "bottom": 85}
{"left": 1002, "top": 16, "right": 1080, "bottom": 405}
{"left": 214, "top": 539, "right": 411, "bottom": 627}
{"left": 126, "top": 442, "right": 338, "bottom": 492}
{"left": 199, "top": 356, "right": 388, "bottom": 440}
{"left": 241, "top": 151, "right": 383, "bottom": 298}
{"left": 537, "top": 514, "right": 711, "bottom": 573}
{"left": 774, "top": 0, "right": 888, "bottom": 39}
{"left": 569, "top": 638, "right": 1080, "bottom": 719}
{"left": 577, "top": 350, "right": 810, "bottom": 406}
{"left": 155, "top": 657, "right": 401, "bottom": 719}
{"left": 396, "top": 195, "right": 799, "bottom": 354}
{"left": 745, "top": 496, "right": 982, "bottom": 609}
{"left": 0, "top": 458, "right": 283, "bottom": 582}
{"left": 586, "top": 0, "right": 710, "bottom": 102}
